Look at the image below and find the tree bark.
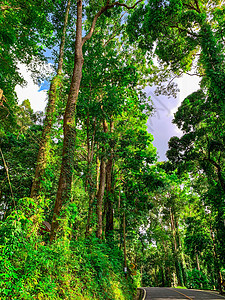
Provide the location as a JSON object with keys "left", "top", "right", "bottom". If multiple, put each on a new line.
{"left": 50, "top": 0, "right": 84, "bottom": 241}
{"left": 49, "top": 0, "right": 143, "bottom": 241}
{"left": 210, "top": 224, "right": 223, "bottom": 294}
{"left": 105, "top": 157, "right": 113, "bottom": 238}
{"left": 196, "top": 252, "right": 200, "bottom": 271}
{"left": 96, "top": 156, "right": 106, "bottom": 238}
{"left": 170, "top": 209, "right": 183, "bottom": 286}
{"left": 123, "top": 211, "right": 127, "bottom": 279}
{"left": 85, "top": 115, "right": 96, "bottom": 237}
{"left": 96, "top": 119, "right": 108, "bottom": 239}
{"left": 105, "top": 121, "right": 114, "bottom": 238}
{"left": 31, "top": 0, "right": 71, "bottom": 199}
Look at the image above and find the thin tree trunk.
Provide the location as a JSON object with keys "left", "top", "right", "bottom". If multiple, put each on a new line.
{"left": 105, "top": 121, "right": 114, "bottom": 238}
{"left": 85, "top": 116, "right": 96, "bottom": 237}
{"left": 176, "top": 219, "right": 186, "bottom": 286}
{"left": 196, "top": 252, "right": 200, "bottom": 271}
{"left": 105, "top": 157, "right": 113, "bottom": 238}
{"left": 161, "top": 266, "right": 165, "bottom": 287}
{"left": 96, "top": 149, "right": 100, "bottom": 191}
{"left": 96, "top": 156, "right": 106, "bottom": 238}
{"left": 96, "top": 119, "right": 108, "bottom": 238}
{"left": 31, "top": 0, "right": 71, "bottom": 199}
{"left": 170, "top": 209, "right": 183, "bottom": 286}
{"left": 123, "top": 211, "right": 127, "bottom": 279}
{"left": 210, "top": 224, "right": 223, "bottom": 294}
{"left": 85, "top": 192, "right": 95, "bottom": 236}
{"left": 118, "top": 189, "right": 121, "bottom": 211}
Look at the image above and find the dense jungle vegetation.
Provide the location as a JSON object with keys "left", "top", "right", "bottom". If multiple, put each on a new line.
{"left": 0, "top": 0, "right": 225, "bottom": 298}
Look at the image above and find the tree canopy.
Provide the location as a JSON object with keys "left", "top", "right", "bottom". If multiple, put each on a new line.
{"left": 0, "top": 0, "right": 225, "bottom": 298}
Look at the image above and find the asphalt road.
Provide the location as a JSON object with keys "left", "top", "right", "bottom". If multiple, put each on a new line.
{"left": 140, "top": 287, "right": 225, "bottom": 300}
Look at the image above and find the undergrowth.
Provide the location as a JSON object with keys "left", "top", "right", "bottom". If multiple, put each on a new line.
{"left": 0, "top": 198, "right": 137, "bottom": 299}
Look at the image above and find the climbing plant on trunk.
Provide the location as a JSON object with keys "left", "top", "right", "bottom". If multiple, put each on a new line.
{"left": 31, "top": 0, "right": 71, "bottom": 199}
{"left": 50, "top": 0, "right": 143, "bottom": 241}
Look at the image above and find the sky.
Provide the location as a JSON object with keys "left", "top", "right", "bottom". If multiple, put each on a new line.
{"left": 147, "top": 75, "right": 200, "bottom": 161}
{"left": 15, "top": 65, "right": 200, "bottom": 162}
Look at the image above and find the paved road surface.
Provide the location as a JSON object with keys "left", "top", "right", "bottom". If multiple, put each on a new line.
{"left": 141, "top": 287, "right": 225, "bottom": 300}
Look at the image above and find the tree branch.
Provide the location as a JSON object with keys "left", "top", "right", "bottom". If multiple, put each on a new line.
{"left": 0, "top": 148, "right": 16, "bottom": 209}
{"left": 1, "top": 5, "right": 20, "bottom": 11}
{"left": 103, "top": 13, "right": 125, "bottom": 47}
{"left": 186, "top": 72, "right": 204, "bottom": 77}
{"left": 205, "top": 157, "right": 225, "bottom": 193}
{"left": 194, "top": 0, "right": 201, "bottom": 13}
{"left": 171, "top": 25, "right": 200, "bottom": 38}
{"left": 183, "top": 3, "right": 199, "bottom": 13}
{"left": 110, "top": 0, "right": 143, "bottom": 9}
{"left": 82, "top": 0, "right": 143, "bottom": 45}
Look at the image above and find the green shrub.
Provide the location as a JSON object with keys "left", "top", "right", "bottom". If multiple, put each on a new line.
{"left": 186, "top": 269, "right": 211, "bottom": 289}
{"left": 0, "top": 199, "right": 136, "bottom": 299}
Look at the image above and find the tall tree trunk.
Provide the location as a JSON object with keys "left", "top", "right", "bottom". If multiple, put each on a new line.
{"left": 123, "top": 211, "right": 127, "bottom": 279}
{"left": 96, "top": 119, "right": 108, "bottom": 239}
{"left": 195, "top": 252, "right": 200, "bottom": 271}
{"left": 85, "top": 192, "right": 95, "bottom": 236}
{"left": 210, "top": 224, "right": 223, "bottom": 294}
{"left": 161, "top": 266, "right": 165, "bottom": 287}
{"left": 105, "top": 121, "right": 114, "bottom": 239}
{"left": 49, "top": 0, "right": 143, "bottom": 241}
{"left": 170, "top": 209, "right": 183, "bottom": 286}
{"left": 96, "top": 148, "right": 100, "bottom": 190}
{"left": 85, "top": 116, "right": 96, "bottom": 237}
{"left": 105, "top": 157, "right": 113, "bottom": 238}
{"left": 31, "top": 0, "right": 71, "bottom": 199}
{"left": 50, "top": 0, "right": 84, "bottom": 241}
{"left": 176, "top": 219, "right": 186, "bottom": 286}
{"left": 96, "top": 156, "right": 106, "bottom": 238}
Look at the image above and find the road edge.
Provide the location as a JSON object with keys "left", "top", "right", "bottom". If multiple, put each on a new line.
{"left": 137, "top": 287, "right": 147, "bottom": 300}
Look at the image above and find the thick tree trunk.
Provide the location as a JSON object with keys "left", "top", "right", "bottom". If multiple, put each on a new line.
{"left": 31, "top": 0, "right": 71, "bottom": 199}
{"left": 50, "top": 0, "right": 84, "bottom": 241}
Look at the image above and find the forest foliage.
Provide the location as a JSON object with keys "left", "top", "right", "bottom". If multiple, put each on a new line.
{"left": 0, "top": 0, "right": 225, "bottom": 298}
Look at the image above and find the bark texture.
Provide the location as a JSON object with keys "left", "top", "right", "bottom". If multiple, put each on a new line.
{"left": 96, "top": 156, "right": 106, "bottom": 238}
{"left": 105, "top": 157, "right": 113, "bottom": 238}
{"left": 49, "top": 0, "right": 143, "bottom": 241}
{"left": 50, "top": 0, "right": 84, "bottom": 241}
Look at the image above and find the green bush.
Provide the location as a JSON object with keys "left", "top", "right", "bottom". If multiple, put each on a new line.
{"left": 186, "top": 269, "right": 211, "bottom": 290}
{"left": 0, "top": 199, "right": 136, "bottom": 299}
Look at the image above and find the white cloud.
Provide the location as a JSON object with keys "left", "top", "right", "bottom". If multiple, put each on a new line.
{"left": 170, "top": 74, "right": 200, "bottom": 117}
{"left": 15, "top": 63, "right": 49, "bottom": 112}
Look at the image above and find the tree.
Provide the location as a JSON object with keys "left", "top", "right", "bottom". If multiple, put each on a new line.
{"left": 50, "top": 0, "right": 145, "bottom": 241}
{"left": 0, "top": 0, "right": 54, "bottom": 119}
{"left": 127, "top": 0, "right": 225, "bottom": 101}
{"left": 0, "top": 101, "right": 43, "bottom": 217}
{"left": 167, "top": 90, "right": 225, "bottom": 292}
{"left": 30, "top": 0, "right": 71, "bottom": 199}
